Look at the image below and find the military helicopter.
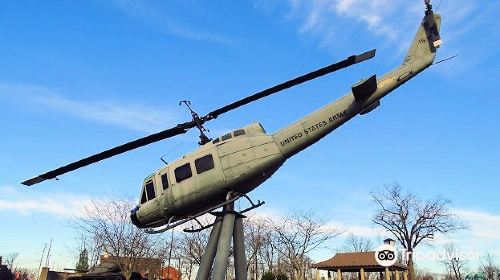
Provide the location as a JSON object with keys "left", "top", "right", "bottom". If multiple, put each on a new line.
{"left": 23, "top": 3, "right": 442, "bottom": 234}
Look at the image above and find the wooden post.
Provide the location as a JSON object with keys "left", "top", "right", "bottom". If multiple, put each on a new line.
{"left": 39, "top": 267, "right": 49, "bottom": 280}
{"left": 395, "top": 270, "right": 400, "bottom": 280}
{"left": 385, "top": 267, "right": 391, "bottom": 280}
{"left": 337, "top": 269, "right": 342, "bottom": 280}
{"left": 315, "top": 268, "right": 320, "bottom": 280}
{"left": 403, "top": 271, "right": 408, "bottom": 280}
{"left": 360, "top": 268, "right": 365, "bottom": 280}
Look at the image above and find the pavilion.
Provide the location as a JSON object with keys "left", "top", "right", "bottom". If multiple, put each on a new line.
{"left": 311, "top": 251, "right": 408, "bottom": 280}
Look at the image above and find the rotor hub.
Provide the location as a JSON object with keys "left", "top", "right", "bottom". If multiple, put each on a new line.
{"left": 179, "top": 100, "right": 212, "bottom": 145}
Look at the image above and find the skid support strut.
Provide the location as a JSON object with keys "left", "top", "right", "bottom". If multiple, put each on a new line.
{"left": 195, "top": 201, "right": 248, "bottom": 280}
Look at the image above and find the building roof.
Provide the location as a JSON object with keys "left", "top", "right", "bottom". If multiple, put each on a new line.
{"left": 311, "top": 251, "right": 407, "bottom": 272}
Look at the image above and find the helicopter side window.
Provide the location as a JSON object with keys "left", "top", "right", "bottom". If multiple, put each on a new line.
{"left": 221, "top": 133, "right": 232, "bottom": 141}
{"left": 161, "top": 173, "right": 169, "bottom": 190}
{"left": 175, "top": 163, "right": 192, "bottom": 183}
{"left": 234, "top": 129, "right": 245, "bottom": 137}
{"left": 195, "top": 154, "right": 215, "bottom": 174}
{"left": 140, "top": 190, "right": 147, "bottom": 204}
{"left": 212, "top": 138, "right": 220, "bottom": 144}
{"left": 145, "top": 181, "right": 156, "bottom": 200}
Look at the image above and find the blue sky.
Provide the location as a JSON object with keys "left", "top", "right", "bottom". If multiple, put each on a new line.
{"left": 0, "top": 0, "right": 499, "bottom": 274}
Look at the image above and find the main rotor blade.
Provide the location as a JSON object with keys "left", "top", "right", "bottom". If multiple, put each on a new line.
{"left": 22, "top": 123, "right": 194, "bottom": 186}
{"left": 204, "top": 49, "right": 376, "bottom": 120}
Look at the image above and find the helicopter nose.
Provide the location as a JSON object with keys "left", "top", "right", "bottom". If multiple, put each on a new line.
{"left": 130, "top": 206, "right": 146, "bottom": 228}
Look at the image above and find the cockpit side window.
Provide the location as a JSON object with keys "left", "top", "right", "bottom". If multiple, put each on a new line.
{"left": 145, "top": 181, "right": 156, "bottom": 200}
{"left": 175, "top": 163, "right": 192, "bottom": 183}
{"left": 195, "top": 154, "right": 215, "bottom": 174}
{"left": 233, "top": 129, "right": 245, "bottom": 137}
{"left": 161, "top": 173, "right": 169, "bottom": 190}
{"left": 140, "top": 190, "right": 147, "bottom": 204}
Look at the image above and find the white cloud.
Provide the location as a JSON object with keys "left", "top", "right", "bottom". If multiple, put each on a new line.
{"left": 269, "top": 0, "right": 485, "bottom": 56}
{"left": 455, "top": 208, "right": 500, "bottom": 240}
{"left": 0, "top": 186, "right": 93, "bottom": 218}
{"left": 285, "top": 0, "right": 420, "bottom": 38}
{"left": 0, "top": 82, "right": 180, "bottom": 133}
{"left": 343, "top": 224, "right": 385, "bottom": 238}
{"left": 112, "top": 0, "right": 231, "bottom": 45}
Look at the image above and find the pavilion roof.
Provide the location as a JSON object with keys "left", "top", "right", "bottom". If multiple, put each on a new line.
{"left": 311, "top": 251, "right": 407, "bottom": 272}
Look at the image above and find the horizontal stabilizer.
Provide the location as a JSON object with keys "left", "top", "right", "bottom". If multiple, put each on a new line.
{"left": 360, "top": 100, "right": 380, "bottom": 115}
{"left": 352, "top": 75, "right": 377, "bottom": 101}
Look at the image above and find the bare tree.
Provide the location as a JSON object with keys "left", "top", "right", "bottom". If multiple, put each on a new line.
{"left": 480, "top": 253, "right": 499, "bottom": 280}
{"left": 177, "top": 225, "right": 211, "bottom": 279}
{"left": 415, "top": 268, "right": 437, "bottom": 280}
{"left": 12, "top": 268, "right": 38, "bottom": 280}
{"left": 371, "top": 184, "right": 467, "bottom": 280}
{"left": 3, "top": 253, "right": 18, "bottom": 270}
{"left": 0, "top": 256, "right": 14, "bottom": 280}
{"left": 71, "top": 197, "right": 167, "bottom": 279}
{"left": 441, "top": 243, "right": 467, "bottom": 280}
{"left": 341, "top": 234, "right": 374, "bottom": 252}
{"left": 259, "top": 231, "right": 279, "bottom": 275}
{"left": 244, "top": 214, "right": 272, "bottom": 280}
{"left": 266, "top": 209, "right": 341, "bottom": 280}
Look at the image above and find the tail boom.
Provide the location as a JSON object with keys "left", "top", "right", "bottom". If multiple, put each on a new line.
{"left": 272, "top": 11, "right": 442, "bottom": 159}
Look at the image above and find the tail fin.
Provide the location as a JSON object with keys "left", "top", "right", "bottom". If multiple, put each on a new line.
{"left": 403, "top": 11, "right": 442, "bottom": 65}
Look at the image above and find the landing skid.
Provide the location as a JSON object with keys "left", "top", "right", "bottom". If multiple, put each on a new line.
{"left": 145, "top": 192, "right": 264, "bottom": 279}
{"left": 185, "top": 193, "right": 264, "bottom": 233}
{"left": 144, "top": 192, "right": 264, "bottom": 234}
{"left": 195, "top": 193, "right": 252, "bottom": 280}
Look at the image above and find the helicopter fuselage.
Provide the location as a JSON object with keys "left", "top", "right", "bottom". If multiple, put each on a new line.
{"left": 132, "top": 122, "right": 285, "bottom": 228}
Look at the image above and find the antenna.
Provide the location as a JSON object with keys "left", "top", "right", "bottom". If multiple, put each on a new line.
{"left": 37, "top": 243, "right": 47, "bottom": 280}
{"left": 45, "top": 239, "right": 53, "bottom": 268}
{"left": 433, "top": 54, "right": 459, "bottom": 66}
{"left": 159, "top": 142, "right": 184, "bottom": 165}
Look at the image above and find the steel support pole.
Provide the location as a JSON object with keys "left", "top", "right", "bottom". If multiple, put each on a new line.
{"left": 196, "top": 217, "right": 223, "bottom": 280}
{"left": 213, "top": 204, "right": 236, "bottom": 280}
{"left": 233, "top": 216, "right": 247, "bottom": 280}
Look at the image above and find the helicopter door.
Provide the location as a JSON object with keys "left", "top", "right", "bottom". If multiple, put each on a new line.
{"left": 158, "top": 170, "right": 174, "bottom": 209}
{"left": 140, "top": 179, "right": 161, "bottom": 223}
{"left": 170, "top": 161, "right": 195, "bottom": 205}
{"left": 193, "top": 153, "right": 223, "bottom": 194}
{"left": 169, "top": 151, "right": 223, "bottom": 209}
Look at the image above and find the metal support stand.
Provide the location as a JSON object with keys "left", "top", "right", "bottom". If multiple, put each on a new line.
{"left": 195, "top": 201, "right": 249, "bottom": 280}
